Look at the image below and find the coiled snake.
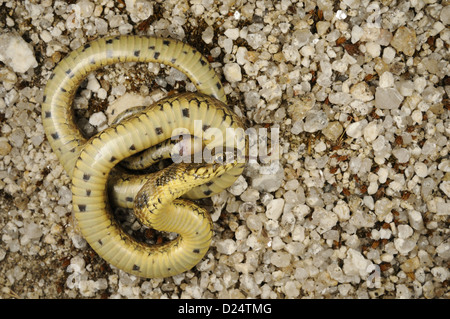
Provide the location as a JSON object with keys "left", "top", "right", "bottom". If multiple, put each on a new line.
{"left": 42, "top": 36, "right": 246, "bottom": 278}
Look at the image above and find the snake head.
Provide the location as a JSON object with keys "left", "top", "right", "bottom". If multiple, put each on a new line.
{"left": 186, "top": 161, "right": 235, "bottom": 181}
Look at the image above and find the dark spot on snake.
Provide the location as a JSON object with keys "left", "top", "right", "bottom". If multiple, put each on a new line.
{"left": 155, "top": 127, "right": 163, "bottom": 135}
{"left": 60, "top": 87, "right": 66, "bottom": 92}
{"left": 115, "top": 35, "right": 120, "bottom": 40}
{"left": 193, "top": 249, "right": 200, "bottom": 254}
{"left": 134, "top": 50, "right": 140, "bottom": 57}
{"left": 106, "top": 39, "right": 113, "bottom": 44}
{"left": 129, "top": 144, "right": 136, "bottom": 151}
{"left": 83, "top": 173, "right": 91, "bottom": 181}
{"left": 45, "top": 111, "right": 51, "bottom": 118}
{"left": 126, "top": 196, "right": 133, "bottom": 202}
{"left": 153, "top": 52, "right": 160, "bottom": 59}
{"left": 199, "top": 58, "right": 207, "bottom": 66}
{"left": 132, "top": 264, "right": 140, "bottom": 271}
{"left": 203, "top": 189, "right": 212, "bottom": 196}
{"left": 78, "top": 204, "right": 87, "bottom": 212}
{"left": 148, "top": 45, "right": 155, "bottom": 50}
{"left": 110, "top": 156, "right": 116, "bottom": 162}
{"left": 65, "top": 69, "right": 74, "bottom": 78}
{"left": 182, "top": 50, "right": 188, "bottom": 55}
{"left": 163, "top": 40, "right": 170, "bottom": 46}
{"left": 171, "top": 58, "right": 176, "bottom": 64}
{"left": 205, "top": 181, "right": 214, "bottom": 186}
{"left": 43, "top": 95, "right": 47, "bottom": 102}
{"left": 49, "top": 73, "right": 55, "bottom": 79}
{"left": 202, "top": 124, "right": 210, "bottom": 131}
{"left": 51, "top": 132, "right": 59, "bottom": 140}
{"left": 182, "top": 108, "right": 190, "bottom": 118}
{"left": 216, "top": 82, "right": 222, "bottom": 90}
{"left": 98, "top": 239, "right": 103, "bottom": 245}
{"left": 86, "top": 189, "right": 91, "bottom": 196}
{"left": 82, "top": 43, "right": 91, "bottom": 51}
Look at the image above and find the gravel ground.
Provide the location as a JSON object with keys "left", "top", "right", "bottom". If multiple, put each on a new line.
{"left": 0, "top": 0, "right": 449, "bottom": 299}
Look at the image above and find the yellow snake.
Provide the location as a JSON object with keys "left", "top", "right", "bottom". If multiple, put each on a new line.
{"left": 42, "top": 35, "right": 246, "bottom": 278}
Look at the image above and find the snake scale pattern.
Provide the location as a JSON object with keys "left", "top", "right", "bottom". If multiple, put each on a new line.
{"left": 42, "top": 35, "right": 246, "bottom": 278}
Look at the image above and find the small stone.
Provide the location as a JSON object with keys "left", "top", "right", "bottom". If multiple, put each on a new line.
{"left": 392, "top": 148, "right": 410, "bottom": 163}
{"left": 396, "top": 284, "right": 411, "bottom": 299}
{"left": 382, "top": 46, "right": 396, "bottom": 63}
{"left": 414, "top": 162, "right": 428, "bottom": 178}
{"left": 223, "top": 62, "right": 242, "bottom": 83}
{"left": 390, "top": 26, "right": 417, "bottom": 56}
{"left": 224, "top": 28, "right": 239, "bottom": 40}
{"left": 351, "top": 25, "right": 364, "bottom": 43}
{"left": 343, "top": 248, "right": 372, "bottom": 277}
{"left": 363, "top": 121, "right": 379, "bottom": 143}
{"left": 400, "top": 256, "right": 420, "bottom": 273}
{"left": 284, "top": 281, "right": 300, "bottom": 298}
{"left": 125, "top": 0, "right": 153, "bottom": 22}
{"left": 0, "top": 32, "right": 38, "bottom": 73}
{"left": 265, "top": 198, "right": 285, "bottom": 220}
{"left": 350, "top": 82, "right": 374, "bottom": 101}
{"left": 316, "top": 21, "right": 330, "bottom": 36}
{"left": 375, "top": 87, "right": 403, "bottom": 109}
{"left": 23, "top": 222, "right": 42, "bottom": 240}
{"left": 246, "top": 215, "right": 263, "bottom": 232}
{"left": 228, "top": 175, "right": 248, "bottom": 196}
{"left": 394, "top": 238, "right": 416, "bottom": 255}
{"left": 366, "top": 42, "right": 381, "bottom": 58}
{"left": 89, "top": 111, "right": 107, "bottom": 128}
{"left": 202, "top": 26, "right": 214, "bottom": 44}
{"left": 86, "top": 74, "right": 100, "bottom": 92}
{"left": 270, "top": 251, "right": 291, "bottom": 268}
{"left": 379, "top": 71, "right": 394, "bottom": 88}
{"left": 439, "top": 181, "right": 450, "bottom": 198}
{"left": 440, "top": 5, "right": 450, "bottom": 25}
{"left": 431, "top": 267, "right": 448, "bottom": 283}
{"left": 0, "top": 137, "right": 12, "bottom": 156}
{"left": 303, "top": 111, "right": 328, "bottom": 133}
{"left": 346, "top": 120, "right": 367, "bottom": 139}
{"left": 397, "top": 224, "right": 413, "bottom": 239}
{"left": 216, "top": 239, "right": 237, "bottom": 255}
{"left": 408, "top": 210, "right": 424, "bottom": 230}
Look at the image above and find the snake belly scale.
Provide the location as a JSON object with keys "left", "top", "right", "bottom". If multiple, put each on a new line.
{"left": 42, "top": 35, "right": 246, "bottom": 278}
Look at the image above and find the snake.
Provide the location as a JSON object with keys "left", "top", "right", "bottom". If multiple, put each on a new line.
{"left": 42, "top": 35, "right": 247, "bottom": 278}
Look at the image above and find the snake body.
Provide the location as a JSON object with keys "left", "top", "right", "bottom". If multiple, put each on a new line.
{"left": 42, "top": 36, "right": 246, "bottom": 278}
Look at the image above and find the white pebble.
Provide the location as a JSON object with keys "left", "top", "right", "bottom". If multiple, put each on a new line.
{"left": 346, "top": 120, "right": 367, "bottom": 139}
{"left": 202, "top": 26, "right": 214, "bottom": 44}
{"left": 366, "top": 42, "right": 381, "bottom": 58}
{"left": 224, "top": 28, "right": 240, "bottom": 40}
{"left": 89, "top": 111, "right": 107, "bottom": 127}
{"left": 216, "top": 239, "right": 237, "bottom": 255}
{"left": 414, "top": 162, "right": 428, "bottom": 178}
{"left": 0, "top": 33, "right": 38, "bottom": 73}
{"left": 382, "top": 46, "right": 396, "bottom": 63}
{"left": 363, "top": 121, "right": 379, "bottom": 143}
{"left": 439, "top": 181, "right": 450, "bottom": 198}
{"left": 392, "top": 148, "right": 410, "bottom": 163}
{"left": 375, "top": 87, "right": 403, "bottom": 109}
{"left": 379, "top": 72, "right": 394, "bottom": 88}
{"left": 394, "top": 238, "right": 416, "bottom": 255}
{"left": 86, "top": 74, "right": 100, "bottom": 92}
{"left": 408, "top": 210, "right": 424, "bottom": 230}
{"left": 431, "top": 267, "right": 448, "bottom": 283}
{"left": 265, "top": 198, "right": 285, "bottom": 220}
{"left": 223, "top": 62, "right": 242, "bottom": 83}
{"left": 397, "top": 224, "right": 413, "bottom": 239}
